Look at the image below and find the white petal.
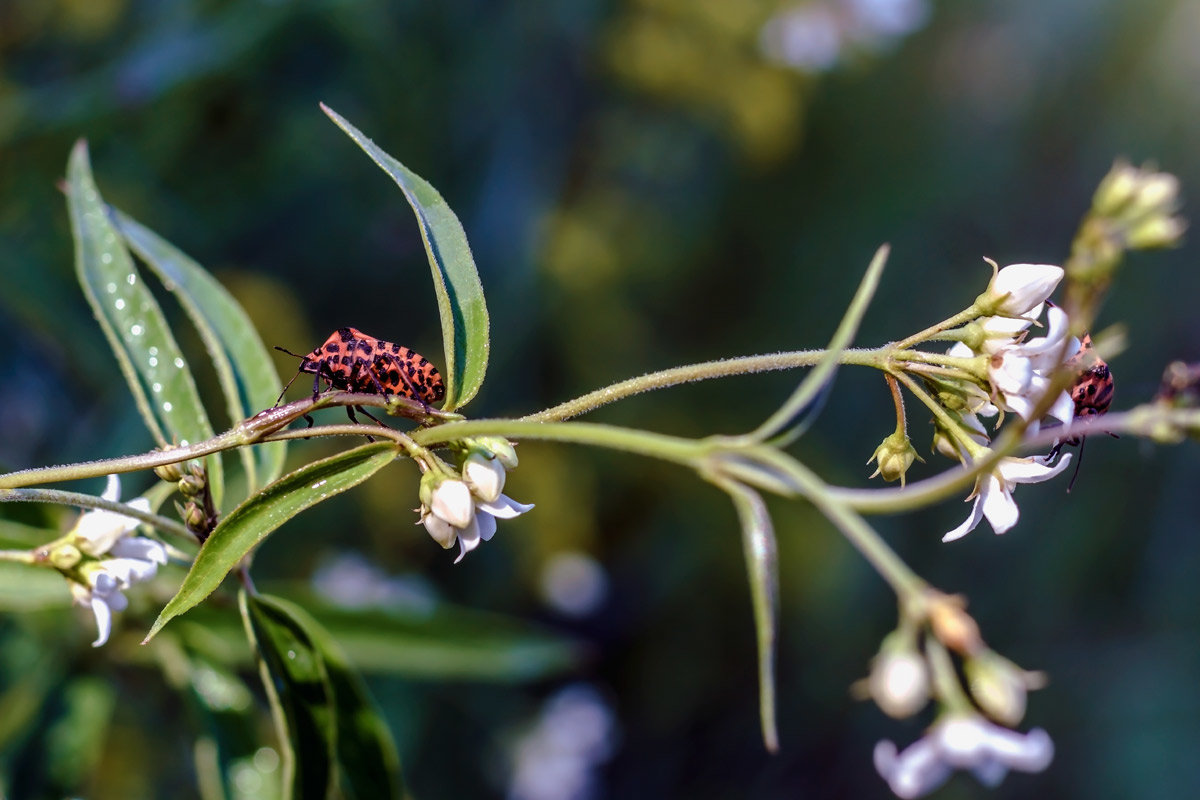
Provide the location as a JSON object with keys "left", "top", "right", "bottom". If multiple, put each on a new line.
{"left": 431, "top": 480, "right": 475, "bottom": 529}
{"left": 875, "top": 737, "right": 952, "bottom": 798}
{"left": 104, "top": 557, "right": 159, "bottom": 585}
{"left": 110, "top": 536, "right": 167, "bottom": 565}
{"left": 102, "top": 474, "right": 121, "bottom": 503}
{"left": 453, "top": 517, "right": 483, "bottom": 564}
{"left": 477, "top": 494, "right": 534, "bottom": 519}
{"left": 981, "top": 312, "right": 1037, "bottom": 341}
{"left": 476, "top": 511, "right": 498, "bottom": 542}
{"left": 1000, "top": 453, "right": 1072, "bottom": 484}
{"left": 936, "top": 716, "right": 989, "bottom": 764}
{"left": 986, "top": 727, "right": 1054, "bottom": 772}
{"left": 1019, "top": 305, "right": 1071, "bottom": 356}
{"left": 943, "top": 495, "right": 985, "bottom": 542}
{"left": 90, "top": 596, "right": 116, "bottom": 647}
{"left": 980, "top": 478, "right": 1019, "bottom": 534}
{"left": 947, "top": 342, "right": 975, "bottom": 358}
{"left": 1047, "top": 389, "right": 1077, "bottom": 425}
{"left": 422, "top": 511, "right": 458, "bottom": 549}
{"left": 990, "top": 264, "right": 1063, "bottom": 316}
{"left": 990, "top": 352, "right": 1033, "bottom": 396}
{"left": 463, "top": 454, "right": 505, "bottom": 503}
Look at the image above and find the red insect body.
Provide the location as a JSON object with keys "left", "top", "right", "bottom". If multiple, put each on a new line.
{"left": 278, "top": 327, "right": 445, "bottom": 407}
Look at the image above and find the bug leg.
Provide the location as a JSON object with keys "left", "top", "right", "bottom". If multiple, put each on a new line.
{"left": 1065, "top": 437, "right": 1087, "bottom": 493}
{"left": 356, "top": 406, "right": 388, "bottom": 427}
{"left": 345, "top": 405, "right": 377, "bottom": 442}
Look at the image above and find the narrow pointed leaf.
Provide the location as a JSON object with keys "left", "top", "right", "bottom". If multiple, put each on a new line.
{"left": 240, "top": 591, "right": 333, "bottom": 800}
{"left": 752, "top": 244, "right": 890, "bottom": 444}
{"left": 66, "top": 141, "right": 224, "bottom": 506}
{"left": 110, "top": 207, "right": 286, "bottom": 493}
{"left": 715, "top": 478, "right": 780, "bottom": 752}
{"left": 321, "top": 104, "right": 489, "bottom": 411}
{"left": 145, "top": 442, "right": 398, "bottom": 642}
{"left": 251, "top": 593, "right": 405, "bottom": 800}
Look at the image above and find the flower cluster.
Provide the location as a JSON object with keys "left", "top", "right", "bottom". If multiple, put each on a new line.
{"left": 63, "top": 475, "right": 167, "bottom": 646}
{"left": 875, "top": 714, "right": 1054, "bottom": 798}
{"left": 935, "top": 263, "right": 1081, "bottom": 541}
{"left": 419, "top": 438, "right": 533, "bottom": 562}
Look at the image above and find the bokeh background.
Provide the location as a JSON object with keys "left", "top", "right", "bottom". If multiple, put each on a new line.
{"left": 2, "top": 0, "right": 1200, "bottom": 798}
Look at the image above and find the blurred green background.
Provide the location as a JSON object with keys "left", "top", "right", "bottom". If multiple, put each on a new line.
{"left": 2, "top": 0, "right": 1200, "bottom": 798}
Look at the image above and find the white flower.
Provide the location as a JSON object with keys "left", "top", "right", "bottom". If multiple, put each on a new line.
{"left": 428, "top": 478, "right": 475, "bottom": 529}
{"left": 64, "top": 475, "right": 165, "bottom": 646}
{"left": 983, "top": 263, "right": 1064, "bottom": 319}
{"left": 463, "top": 451, "right": 506, "bottom": 503}
{"left": 420, "top": 479, "right": 534, "bottom": 563}
{"left": 70, "top": 537, "right": 168, "bottom": 647}
{"left": 943, "top": 453, "right": 1073, "bottom": 542}
{"left": 74, "top": 474, "right": 153, "bottom": 556}
{"left": 983, "top": 306, "right": 1078, "bottom": 426}
{"left": 875, "top": 714, "right": 1054, "bottom": 798}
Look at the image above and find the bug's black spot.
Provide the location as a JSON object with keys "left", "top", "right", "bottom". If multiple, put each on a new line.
{"left": 337, "top": 327, "right": 353, "bottom": 342}
{"left": 390, "top": 343, "right": 401, "bottom": 354}
{"left": 387, "top": 369, "right": 400, "bottom": 384}
{"left": 340, "top": 355, "right": 354, "bottom": 366}
{"left": 355, "top": 340, "right": 371, "bottom": 354}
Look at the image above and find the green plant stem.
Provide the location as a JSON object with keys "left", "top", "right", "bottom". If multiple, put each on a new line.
{"left": 0, "top": 549, "right": 36, "bottom": 564}
{"left": 0, "top": 488, "right": 193, "bottom": 542}
{"left": 782, "top": 458, "right": 926, "bottom": 600}
{"left": 893, "top": 306, "right": 981, "bottom": 351}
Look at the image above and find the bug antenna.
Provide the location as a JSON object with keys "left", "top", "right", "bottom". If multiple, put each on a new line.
{"left": 1065, "top": 438, "right": 1087, "bottom": 493}
{"left": 274, "top": 345, "right": 306, "bottom": 359}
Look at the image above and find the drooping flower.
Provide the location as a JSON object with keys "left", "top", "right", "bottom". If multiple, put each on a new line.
{"left": 63, "top": 475, "right": 166, "bottom": 646}
{"left": 419, "top": 468, "right": 534, "bottom": 563}
{"left": 875, "top": 714, "right": 1054, "bottom": 798}
{"left": 73, "top": 474, "right": 152, "bottom": 556}
{"left": 943, "top": 453, "right": 1073, "bottom": 542}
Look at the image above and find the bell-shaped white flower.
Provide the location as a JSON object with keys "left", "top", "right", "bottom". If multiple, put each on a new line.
{"left": 981, "top": 263, "right": 1064, "bottom": 319}
{"left": 73, "top": 474, "right": 152, "bottom": 556}
{"left": 875, "top": 713, "right": 1054, "bottom": 798}
{"left": 71, "top": 536, "right": 168, "bottom": 647}
{"left": 463, "top": 451, "right": 506, "bottom": 503}
{"left": 943, "top": 453, "right": 1073, "bottom": 542}
{"left": 427, "top": 478, "right": 475, "bottom": 529}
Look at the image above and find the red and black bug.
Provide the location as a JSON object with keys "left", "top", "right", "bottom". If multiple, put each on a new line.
{"left": 1050, "top": 334, "right": 1115, "bottom": 491}
{"left": 275, "top": 327, "right": 444, "bottom": 425}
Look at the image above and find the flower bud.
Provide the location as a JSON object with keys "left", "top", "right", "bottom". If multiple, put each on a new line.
{"left": 869, "top": 630, "right": 929, "bottom": 719}
{"left": 867, "top": 431, "right": 921, "bottom": 487}
{"left": 1125, "top": 215, "right": 1186, "bottom": 250}
{"left": 48, "top": 543, "right": 83, "bottom": 570}
{"left": 927, "top": 594, "right": 982, "bottom": 655}
{"left": 976, "top": 263, "right": 1064, "bottom": 318}
{"left": 420, "top": 506, "right": 459, "bottom": 549}
{"left": 965, "top": 650, "right": 1031, "bottom": 727}
{"left": 1092, "top": 161, "right": 1139, "bottom": 216}
{"left": 420, "top": 473, "right": 475, "bottom": 529}
{"left": 1126, "top": 171, "right": 1180, "bottom": 221}
{"left": 462, "top": 450, "right": 506, "bottom": 503}
{"left": 476, "top": 436, "right": 519, "bottom": 470}
{"left": 178, "top": 474, "right": 206, "bottom": 498}
{"left": 154, "top": 462, "right": 186, "bottom": 483}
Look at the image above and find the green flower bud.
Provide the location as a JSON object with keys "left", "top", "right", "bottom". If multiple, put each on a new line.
{"left": 868, "top": 431, "right": 922, "bottom": 487}
{"left": 965, "top": 650, "right": 1040, "bottom": 727}
{"left": 49, "top": 543, "right": 83, "bottom": 571}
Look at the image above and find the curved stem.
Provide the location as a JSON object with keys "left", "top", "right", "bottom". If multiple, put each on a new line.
{"left": 522, "top": 349, "right": 888, "bottom": 423}
{"left": 893, "top": 306, "right": 981, "bottom": 351}
{"left": 0, "top": 488, "right": 193, "bottom": 542}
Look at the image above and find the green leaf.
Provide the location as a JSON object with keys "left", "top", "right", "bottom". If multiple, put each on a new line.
{"left": 65, "top": 141, "right": 224, "bottom": 506}
{"left": 145, "top": 442, "right": 399, "bottom": 642}
{"left": 241, "top": 592, "right": 333, "bottom": 800}
{"left": 751, "top": 244, "right": 890, "bottom": 445}
{"left": 320, "top": 104, "right": 490, "bottom": 411}
{"left": 241, "top": 593, "right": 405, "bottom": 800}
{"left": 715, "top": 478, "right": 779, "bottom": 753}
{"left": 109, "top": 207, "right": 286, "bottom": 493}
{"left": 257, "top": 594, "right": 404, "bottom": 800}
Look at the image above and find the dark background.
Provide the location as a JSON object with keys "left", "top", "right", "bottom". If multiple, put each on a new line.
{"left": 2, "top": 0, "right": 1199, "bottom": 798}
